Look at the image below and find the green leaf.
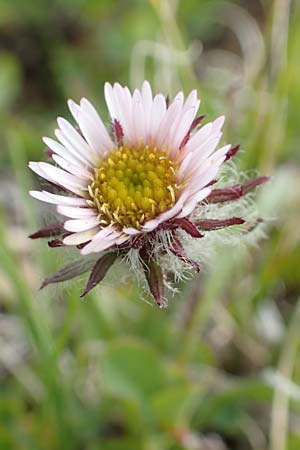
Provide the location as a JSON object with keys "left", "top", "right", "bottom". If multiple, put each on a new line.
{"left": 152, "top": 384, "right": 200, "bottom": 427}
{"left": 101, "top": 338, "right": 166, "bottom": 402}
{"left": 0, "top": 52, "right": 22, "bottom": 110}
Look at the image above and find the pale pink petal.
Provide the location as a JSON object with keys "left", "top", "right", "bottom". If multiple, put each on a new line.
{"left": 176, "top": 187, "right": 212, "bottom": 218}
{"left": 183, "top": 115, "right": 225, "bottom": 158}
{"left": 179, "top": 134, "right": 223, "bottom": 180}
{"left": 212, "top": 115, "right": 225, "bottom": 132}
{"left": 149, "top": 94, "right": 167, "bottom": 143}
{"left": 168, "top": 106, "right": 197, "bottom": 158}
{"left": 43, "top": 137, "right": 83, "bottom": 166}
{"left": 79, "top": 98, "right": 115, "bottom": 151}
{"left": 131, "top": 89, "right": 146, "bottom": 145}
{"left": 29, "top": 190, "right": 88, "bottom": 206}
{"left": 105, "top": 83, "right": 133, "bottom": 139}
{"left": 141, "top": 81, "right": 153, "bottom": 137}
{"left": 29, "top": 162, "right": 83, "bottom": 197}
{"left": 67, "top": 99, "right": 82, "bottom": 121}
{"left": 176, "top": 152, "right": 194, "bottom": 180}
{"left": 29, "top": 162, "right": 87, "bottom": 192}
{"left": 52, "top": 155, "right": 92, "bottom": 180}
{"left": 122, "top": 227, "right": 141, "bottom": 235}
{"left": 112, "top": 83, "right": 134, "bottom": 143}
{"left": 181, "top": 122, "right": 213, "bottom": 156}
{"left": 167, "top": 90, "right": 200, "bottom": 156}
{"left": 182, "top": 89, "right": 199, "bottom": 114}
{"left": 29, "top": 161, "right": 50, "bottom": 180}
{"left": 195, "top": 133, "right": 223, "bottom": 161}
{"left": 68, "top": 99, "right": 113, "bottom": 157}
{"left": 83, "top": 225, "right": 118, "bottom": 243}
{"left": 183, "top": 115, "right": 224, "bottom": 159}
{"left": 57, "top": 117, "right": 94, "bottom": 160}
{"left": 156, "top": 93, "right": 184, "bottom": 148}
{"left": 54, "top": 128, "right": 95, "bottom": 167}
{"left": 208, "top": 144, "right": 231, "bottom": 163}
{"left": 57, "top": 205, "right": 97, "bottom": 219}
{"left": 188, "top": 166, "right": 221, "bottom": 196}
{"left": 80, "top": 226, "right": 121, "bottom": 255}
{"left": 185, "top": 139, "right": 226, "bottom": 182}
{"left": 104, "top": 82, "right": 117, "bottom": 119}
{"left": 142, "top": 190, "right": 190, "bottom": 232}
{"left": 63, "top": 227, "right": 100, "bottom": 246}
{"left": 80, "top": 236, "right": 118, "bottom": 255}
{"left": 64, "top": 218, "right": 100, "bottom": 232}
{"left": 74, "top": 109, "right": 111, "bottom": 157}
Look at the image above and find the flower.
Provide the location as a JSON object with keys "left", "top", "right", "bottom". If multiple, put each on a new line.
{"left": 29, "top": 81, "right": 268, "bottom": 306}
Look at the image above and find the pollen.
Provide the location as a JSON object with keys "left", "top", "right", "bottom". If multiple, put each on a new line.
{"left": 88, "top": 145, "right": 178, "bottom": 228}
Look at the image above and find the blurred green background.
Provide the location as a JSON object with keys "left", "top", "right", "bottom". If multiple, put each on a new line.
{"left": 0, "top": 0, "right": 300, "bottom": 449}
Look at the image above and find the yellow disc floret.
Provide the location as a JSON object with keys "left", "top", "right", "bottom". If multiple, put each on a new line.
{"left": 87, "top": 145, "right": 178, "bottom": 229}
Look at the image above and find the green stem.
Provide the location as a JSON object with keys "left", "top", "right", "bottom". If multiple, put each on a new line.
{"left": 270, "top": 296, "right": 300, "bottom": 450}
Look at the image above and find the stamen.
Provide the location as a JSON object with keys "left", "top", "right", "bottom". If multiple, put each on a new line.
{"left": 167, "top": 185, "right": 176, "bottom": 203}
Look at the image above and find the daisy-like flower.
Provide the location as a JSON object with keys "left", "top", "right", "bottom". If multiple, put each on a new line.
{"left": 29, "top": 81, "right": 268, "bottom": 306}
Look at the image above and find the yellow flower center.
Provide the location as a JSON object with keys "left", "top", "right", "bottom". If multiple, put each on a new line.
{"left": 88, "top": 145, "right": 178, "bottom": 229}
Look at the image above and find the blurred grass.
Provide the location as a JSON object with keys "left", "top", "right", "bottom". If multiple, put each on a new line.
{"left": 0, "top": 0, "right": 300, "bottom": 449}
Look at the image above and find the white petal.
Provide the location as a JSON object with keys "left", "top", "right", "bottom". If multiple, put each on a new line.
{"left": 182, "top": 122, "right": 213, "bottom": 155}
{"left": 108, "top": 84, "right": 126, "bottom": 120}
{"left": 64, "top": 218, "right": 100, "bottom": 232}
{"left": 141, "top": 80, "right": 153, "bottom": 137}
{"left": 69, "top": 98, "right": 114, "bottom": 153}
{"left": 168, "top": 106, "right": 197, "bottom": 158}
{"left": 167, "top": 91, "right": 200, "bottom": 156}
{"left": 149, "top": 94, "right": 167, "bottom": 142}
{"left": 196, "top": 133, "right": 223, "bottom": 160}
{"left": 30, "top": 161, "right": 87, "bottom": 192}
{"left": 209, "top": 144, "right": 231, "bottom": 162}
{"left": 54, "top": 128, "right": 95, "bottom": 167}
{"left": 79, "top": 98, "right": 115, "bottom": 151}
{"left": 29, "top": 161, "right": 49, "bottom": 180}
{"left": 57, "top": 117, "right": 94, "bottom": 160}
{"left": 212, "top": 115, "right": 225, "bottom": 132}
{"left": 186, "top": 136, "right": 224, "bottom": 179}
{"left": 183, "top": 115, "right": 225, "bottom": 159}
{"left": 43, "top": 137, "right": 83, "bottom": 166}
{"left": 180, "top": 134, "right": 223, "bottom": 180}
{"left": 122, "top": 227, "right": 141, "bottom": 235}
{"left": 176, "top": 152, "right": 194, "bottom": 180}
{"left": 131, "top": 90, "right": 146, "bottom": 145}
{"left": 155, "top": 93, "right": 184, "bottom": 148}
{"left": 29, "top": 190, "right": 87, "bottom": 206}
{"left": 142, "top": 189, "right": 190, "bottom": 232}
{"left": 29, "top": 161, "right": 82, "bottom": 197}
{"left": 75, "top": 108, "right": 113, "bottom": 157}
{"left": 188, "top": 166, "right": 220, "bottom": 196}
{"left": 112, "top": 83, "right": 134, "bottom": 143}
{"left": 52, "top": 155, "right": 92, "bottom": 179}
{"left": 80, "top": 226, "right": 121, "bottom": 255}
{"left": 68, "top": 99, "right": 113, "bottom": 157}
{"left": 67, "top": 98, "right": 81, "bottom": 121}
{"left": 104, "top": 82, "right": 117, "bottom": 119}
{"left": 80, "top": 236, "right": 118, "bottom": 255}
{"left": 63, "top": 227, "right": 100, "bottom": 246}
{"left": 182, "top": 89, "right": 199, "bottom": 113}
{"left": 176, "top": 187, "right": 212, "bottom": 218}
{"left": 57, "top": 205, "right": 97, "bottom": 219}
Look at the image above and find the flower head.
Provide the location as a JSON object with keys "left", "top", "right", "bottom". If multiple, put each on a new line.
{"left": 29, "top": 81, "right": 268, "bottom": 306}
